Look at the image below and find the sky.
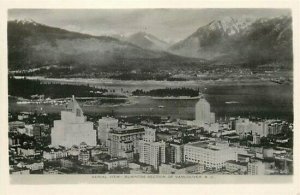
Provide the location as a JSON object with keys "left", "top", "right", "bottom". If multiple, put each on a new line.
{"left": 8, "top": 9, "right": 291, "bottom": 43}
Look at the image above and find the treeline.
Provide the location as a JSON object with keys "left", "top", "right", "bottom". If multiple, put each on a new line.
{"left": 132, "top": 88, "right": 199, "bottom": 97}
{"left": 8, "top": 77, "right": 108, "bottom": 99}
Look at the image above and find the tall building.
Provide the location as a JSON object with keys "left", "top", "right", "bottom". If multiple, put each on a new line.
{"left": 51, "top": 96, "right": 97, "bottom": 148}
{"left": 33, "top": 124, "right": 44, "bottom": 140}
{"left": 195, "top": 98, "right": 215, "bottom": 125}
{"left": 106, "top": 126, "right": 144, "bottom": 161}
{"left": 139, "top": 141, "right": 166, "bottom": 170}
{"left": 139, "top": 128, "right": 166, "bottom": 170}
{"left": 210, "top": 112, "right": 216, "bottom": 124}
{"left": 169, "top": 143, "right": 184, "bottom": 164}
{"left": 98, "top": 117, "right": 118, "bottom": 145}
{"left": 144, "top": 127, "right": 156, "bottom": 142}
{"left": 268, "top": 120, "right": 284, "bottom": 135}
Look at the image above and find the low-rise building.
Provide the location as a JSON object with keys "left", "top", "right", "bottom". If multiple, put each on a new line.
{"left": 225, "top": 160, "right": 248, "bottom": 174}
{"left": 43, "top": 148, "right": 68, "bottom": 160}
{"left": 10, "top": 166, "right": 30, "bottom": 175}
{"left": 78, "top": 150, "right": 90, "bottom": 164}
{"left": 67, "top": 146, "right": 80, "bottom": 157}
{"left": 9, "top": 121, "right": 25, "bottom": 132}
{"left": 247, "top": 159, "right": 276, "bottom": 175}
{"left": 60, "top": 159, "right": 75, "bottom": 168}
{"left": 17, "top": 147, "right": 35, "bottom": 157}
{"left": 183, "top": 141, "right": 244, "bottom": 170}
{"left": 104, "top": 158, "right": 128, "bottom": 170}
{"left": 17, "top": 160, "right": 44, "bottom": 171}
{"left": 159, "top": 163, "right": 205, "bottom": 174}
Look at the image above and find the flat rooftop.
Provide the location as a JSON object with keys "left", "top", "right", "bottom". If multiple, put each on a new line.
{"left": 110, "top": 126, "right": 144, "bottom": 135}
{"left": 186, "top": 141, "right": 231, "bottom": 151}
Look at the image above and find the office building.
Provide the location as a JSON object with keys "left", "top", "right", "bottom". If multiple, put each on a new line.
{"left": 195, "top": 98, "right": 211, "bottom": 124}
{"left": 195, "top": 98, "right": 215, "bottom": 125}
{"left": 184, "top": 141, "right": 243, "bottom": 170}
{"left": 139, "top": 128, "right": 166, "bottom": 170}
{"left": 51, "top": 96, "right": 97, "bottom": 148}
{"left": 98, "top": 117, "right": 118, "bottom": 145}
{"left": 169, "top": 143, "right": 184, "bottom": 164}
{"left": 107, "top": 126, "right": 144, "bottom": 161}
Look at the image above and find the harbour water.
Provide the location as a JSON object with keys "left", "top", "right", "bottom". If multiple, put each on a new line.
{"left": 9, "top": 78, "right": 293, "bottom": 122}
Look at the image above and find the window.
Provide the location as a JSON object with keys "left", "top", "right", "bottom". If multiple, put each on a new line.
{"left": 76, "top": 109, "right": 81, "bottom": 117}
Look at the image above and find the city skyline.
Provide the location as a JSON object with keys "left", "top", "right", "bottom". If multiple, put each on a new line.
{"left": 8, "top": 95, "right": 294, "bottom": 176}
{"left": 7, "top": 8, "right": 294, "bottom": 181}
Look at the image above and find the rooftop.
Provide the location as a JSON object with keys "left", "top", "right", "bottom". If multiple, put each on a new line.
{"left": 186, "top": 141, "right": 231, "bottom": 151}
{"left": 226, "top": 160, "right": 248, "bottom": 166}
{"left": 110, "top": 126, "right": 144, "bottom": 135}
{"left": 104, "top": 158, "right": 127, "bottom": 163}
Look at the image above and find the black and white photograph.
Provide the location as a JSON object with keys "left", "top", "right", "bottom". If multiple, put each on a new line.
{"left": 5, "top": 7, "right": 295, "bottom": 183}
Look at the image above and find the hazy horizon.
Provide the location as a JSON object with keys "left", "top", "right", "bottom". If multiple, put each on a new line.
{"left": 8, "top": 9, "right": 291, "bottom": 43}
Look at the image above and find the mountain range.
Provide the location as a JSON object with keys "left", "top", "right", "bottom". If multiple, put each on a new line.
{"left": 170, "top": 16, "right": 293, "bottom": 65}
{"left": 7, "top": 19, "right": 205, "bottom": 72}
{"left": 7, "top": 16, "right": 293, "bottom": 72}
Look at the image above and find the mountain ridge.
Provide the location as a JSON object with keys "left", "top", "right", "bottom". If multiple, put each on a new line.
{"left": 126, "top": 31, "right": 170, "bottom": 51}
{"left": 169, "top": 15, "right": 293, "bottom": 65}
{"left": 8, "top": 20, "right": 206, "bottom": 71}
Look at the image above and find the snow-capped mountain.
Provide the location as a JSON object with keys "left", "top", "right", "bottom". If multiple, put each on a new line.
{"left": 205, "top": 16, "right": 254, "bottom": 36}
{"left": 126, "top": 32, "right": 170, "bottom": 51}
{"left": 169, "top": 16, "right": 293, "bottom": 65}
{"left": 7, "top": 20, "right": 203, "bottom": 71}
{"left": 13, "top": 18, "right": 39, "bottom": 26}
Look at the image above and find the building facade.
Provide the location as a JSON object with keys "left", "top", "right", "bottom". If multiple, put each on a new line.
{"left": 51, "top": 96, "right": 97, "bottom": 148}
{"left": 107, "top": 126, "right": 144, "bottom": 161}
{"left": 195, "top": 98, "right": 215, "bottom": 125}
{"left": 139, "top": 128, "right": 166, "bottom": 170}
{"left": 98, "top": 117, "right": 118, "bottom": 145}
{"left": 184, "top": 141, "right": 241, "bottom": 170}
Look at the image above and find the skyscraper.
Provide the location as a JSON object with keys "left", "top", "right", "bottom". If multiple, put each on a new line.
{"left": 51, "top": 96, "right": 97, "bottom": 148}
{"left": 195, "top": 98, "right": 212, "bottom": 124}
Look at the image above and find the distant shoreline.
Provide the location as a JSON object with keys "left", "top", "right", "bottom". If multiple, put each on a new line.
{"left": 13, "top": 76, "right": 283, "bottom": 87}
